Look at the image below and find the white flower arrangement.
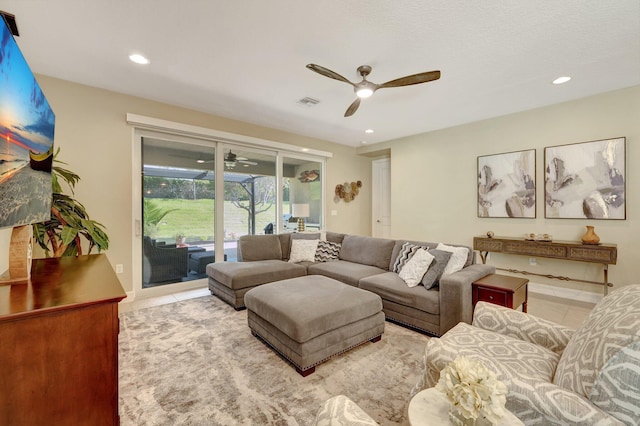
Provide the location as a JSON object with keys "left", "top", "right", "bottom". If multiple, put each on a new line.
{"left": 435, "top": 356, "right": 508, "bottom": 425}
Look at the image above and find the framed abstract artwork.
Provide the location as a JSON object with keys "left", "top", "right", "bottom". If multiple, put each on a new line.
{"left": 477, "top": 149, "right": 536, "bottom": 218}
{"left": 544, "top": 137, "right": 626, "bottom": 219}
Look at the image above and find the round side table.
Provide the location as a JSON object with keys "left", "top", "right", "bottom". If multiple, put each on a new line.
{"left": 408, "top": 388, "right": 524, "bottom": 426}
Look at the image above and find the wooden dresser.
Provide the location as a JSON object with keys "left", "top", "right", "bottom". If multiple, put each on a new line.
{"left": 0, "top": 254, "right": 126, "bottom": 426}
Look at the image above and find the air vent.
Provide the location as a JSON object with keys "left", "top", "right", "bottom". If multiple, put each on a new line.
{"left": 297, "top": 97, "right": 320, "bottom": 107}
{"left": 0, "top": 11, "right": 19, "bottom": 36}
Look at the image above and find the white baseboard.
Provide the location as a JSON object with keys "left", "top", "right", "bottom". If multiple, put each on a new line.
{"left": 528, "top": 281, "right": 603, "bottom": 304}
{"left": 120, "top": 291, "right": 136, "bottom": 304}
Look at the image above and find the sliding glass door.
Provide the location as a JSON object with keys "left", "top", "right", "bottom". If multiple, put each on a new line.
{"left": 141, "top": 137, "right": 215, "bottom": 287}
{"left": 134, "top": 128, "right": 327, "bottom": 292}
{"left": 222, "top": 147, "right": 276, "bottom": 261}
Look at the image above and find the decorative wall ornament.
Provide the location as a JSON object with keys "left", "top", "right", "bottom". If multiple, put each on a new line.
{"left": 334, "top": 180, "right": 362, "bottom": 202}
{"left": 478, "top": 149, "right": 536, "bottom": 218}
{"left": 298, "top": 170, "right": 320, "bottom": 182}
{"left": 545, "top": 137, "right": 626, "bottom": 219}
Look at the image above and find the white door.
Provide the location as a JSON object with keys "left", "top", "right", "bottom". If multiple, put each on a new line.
{"left": 372, "top": 158, "right": 391, "bottom": 238}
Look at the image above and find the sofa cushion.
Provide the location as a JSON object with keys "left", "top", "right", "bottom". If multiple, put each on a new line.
{"left": 278, "top": 233, "right": 292, "bottom": 260}
{"left": 421, "top": 249, "right": 452, "bottom": 289}
{"left": 398, "top": 248, "right": 434, "bottom": 287}
{"left": 554, "top": 285, "right": 640, "bottom": 399}
{"left": 288, "top": 239, "right": 319, "bottom": 263}
{"left": 315, "top": 240, "right": 341, "bottom": 262}
{"left": 206, "top": 259, "right": 306, "bottom": 290}
{"left": 307, "top": 260, "right": 386, "bottom": 287}
{"left": 238, "top": 235, "right": 283, "bottom": 261}
{"left": 359, "top": 272, "right": 440, "bottom": 315}
{"left": 436, "top": 243, "right": 469, "bottom": 276}
{"left": 325, "top": 231, "right": 346, "bottom": 244}
{"left": 391, "top": 242, "right": 425, "bottom": 273}
{"left": 389, "top": 240, "right": 474, "bottom": 271}
{"left": 339, "top": 235, "right": 395, "bottom": 270}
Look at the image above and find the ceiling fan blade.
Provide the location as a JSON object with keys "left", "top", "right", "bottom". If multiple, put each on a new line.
{"left": 379, "top": 70, "right": 441, "bottom": 89}
{"left": 344, "top": 98, "right": 361, "bottom": 117}
{"left": 239, "top": 160, "right": 258, "bottom": 166}
{"left": 306, "top": 64, "right": 354, "bottom": 86}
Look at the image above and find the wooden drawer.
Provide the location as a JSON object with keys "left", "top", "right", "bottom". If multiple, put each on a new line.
{"left": 476, "top": 286, "right": 508, "bottom": 306}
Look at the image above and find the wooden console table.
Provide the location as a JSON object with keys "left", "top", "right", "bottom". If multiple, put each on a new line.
{"left": 473, "top": 236, "right": 617, "bottom": 295}
{"left": 0, "top": 254, "right": 126, "bottom": 425}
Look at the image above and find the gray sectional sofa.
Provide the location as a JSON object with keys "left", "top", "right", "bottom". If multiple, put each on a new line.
{"left": 207, "top": 232, "right": 494, "bottom": 336}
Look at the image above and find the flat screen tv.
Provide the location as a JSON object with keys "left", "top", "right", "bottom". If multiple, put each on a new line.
{"left": 0, "top": 15, "right": 55, "bottom": 230}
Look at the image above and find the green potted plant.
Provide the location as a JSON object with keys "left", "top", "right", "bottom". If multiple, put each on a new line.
{"left": 142, "top": 198, "right": 176, "bottom": 238}
{"left": 32, "top": 149, "right": 109, "bottom": 257}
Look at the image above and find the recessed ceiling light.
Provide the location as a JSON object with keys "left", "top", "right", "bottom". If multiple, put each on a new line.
{"left": 301, "top": 148, "right": 309, "bottom": 152}
{"left": 361, "top": 141, "right": 368, "bottom": 144}
{"left": 196, "top": 159, "right": 205, "bottom": 164}
{"left": 129, "top": 54, "right": 150, "bottom": 65}
{"left": 365, "top": 129, "right": 374, "bottom": 134}
{"left": 552, "top": 76, "right": 571, "bottom": 85}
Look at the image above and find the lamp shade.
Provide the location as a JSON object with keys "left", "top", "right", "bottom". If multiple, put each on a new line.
{"left": 291, "top": 203, "right": 310, "bottom": 218}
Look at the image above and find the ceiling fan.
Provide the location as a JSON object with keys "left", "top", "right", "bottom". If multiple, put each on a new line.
{"left": 306, "top": 64, "right": 441, "bottom": 117}
{"left": 224, "top": 150, "right": 257, "bottom": 169}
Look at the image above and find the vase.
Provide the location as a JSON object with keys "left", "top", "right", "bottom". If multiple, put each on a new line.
{"left": 581, "top": 226, "right": 600, "bottom": 245}
{"left": 448, "top": 408, "right": 475, "bottom": 426}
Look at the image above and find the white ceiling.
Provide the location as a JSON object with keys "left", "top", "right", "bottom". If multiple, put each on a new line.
{"left": 4, "top": 1, "right": 639, "bottom": 147}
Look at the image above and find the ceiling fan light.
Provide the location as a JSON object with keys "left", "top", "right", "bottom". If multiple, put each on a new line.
{"left": 224, "top": 160, "right": 235, "bottom": 169}
{"left": 356, "top": 87, "right": 373, "bottom": 98}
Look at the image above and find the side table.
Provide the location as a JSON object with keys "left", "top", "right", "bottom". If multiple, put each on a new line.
{"left": 408, "top": 388, "right": 523, "bottom": 426}
{"left": 472, "top": 274, "right": 529, "bottom": 312}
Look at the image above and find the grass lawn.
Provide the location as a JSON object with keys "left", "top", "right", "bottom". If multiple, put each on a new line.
{"left": 148, "top": 198, "right": 283, "bottom": 243}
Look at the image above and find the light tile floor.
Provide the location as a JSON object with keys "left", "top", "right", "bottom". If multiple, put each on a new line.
{"left": 119, "top": 286, "right": 595, "bottom": 329}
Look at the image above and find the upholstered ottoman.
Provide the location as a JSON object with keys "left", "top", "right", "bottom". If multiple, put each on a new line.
{"left": 244, "top": 275, "right": 385, "bottom": 376}
{"left": 188, "top": 251, "right": 227, "bottom": 274}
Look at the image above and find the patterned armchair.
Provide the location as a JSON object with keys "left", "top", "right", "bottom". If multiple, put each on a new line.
{"left": 413, "top": 285, "right": 640, "bottom": 425}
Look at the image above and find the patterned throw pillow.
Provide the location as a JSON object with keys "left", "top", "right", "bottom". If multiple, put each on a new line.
{"left": 315, "top": 240, "right": 341, "bottom": 262}
{"left": 392, "top": 242, "right": 426, "bottom": 273}
{"left": 399, "top": 248, "right": 435, "bottom": 287}
{"left": 288, "top": 239, "right": 319, "bottom": 263}
{"left": 421, "top": 249, "right": 453, "bottom": 289}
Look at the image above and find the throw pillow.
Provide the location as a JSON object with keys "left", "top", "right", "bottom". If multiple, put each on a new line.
{"left": 399, "top": 248, "right": 435, "bottom": 287}
{"left": 421, "top": 249, "right": 453, "bottom": 289}
{"left": 315, "top": 240, "right": 341, "bottom": 262}
{"left": 436, "top": 243, "right": 469, "bottom": 276}
{"left": 392, "top": 242, "right": 425, "bottom": 273}
{"left": 288, "top": 239, "right": 319, "bottom": 263}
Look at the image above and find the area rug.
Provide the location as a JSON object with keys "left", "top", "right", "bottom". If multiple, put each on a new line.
{"left": 119, "top": 296, "right": 429, "bottom": 425}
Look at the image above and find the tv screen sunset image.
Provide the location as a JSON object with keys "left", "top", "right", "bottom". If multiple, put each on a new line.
{"left": 0, "top": 19, "right": 55, "bottom": 229}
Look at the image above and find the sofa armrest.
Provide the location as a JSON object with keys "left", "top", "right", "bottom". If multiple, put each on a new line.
{"left": 472, "top": 301, "right": 574, "bottom": 354}
{"left": 439, "top": 264, "right": 495, "bottom": 335}
{"left": 314, "top": 395, "right": 379, "bottom": 426}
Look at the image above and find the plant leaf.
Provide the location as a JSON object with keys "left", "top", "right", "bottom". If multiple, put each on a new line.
{"left": 61, "top": 226, "right": 78, "bottom": 245}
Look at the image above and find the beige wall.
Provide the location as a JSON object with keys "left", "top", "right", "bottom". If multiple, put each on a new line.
{"left": 0, "top": 76, "right": 372, "bottom": 292}
{"left": 359, "top": 85, "right": 639, "bottom": 295}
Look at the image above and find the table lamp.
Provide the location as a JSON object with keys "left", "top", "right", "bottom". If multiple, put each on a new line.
{"left": 291, "top": 204, "right": 310, "bottom": 232}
